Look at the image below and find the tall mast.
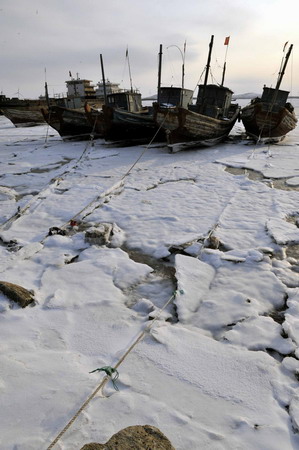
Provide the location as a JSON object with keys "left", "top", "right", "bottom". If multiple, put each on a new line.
{"left": 221, "top": 62, "right": 226, "bottom": 86}
{"left": 44, "top": 67, "right": 50, "bottom": 107}
{"left": 157, "top": 44, "right": 163, "bottom": 105}
{"left": 182, "top": 41, "right": 186, "bottom": 91}
{"left": 203, "top": 35, "right": 214, "bottom": 87}
{"left": 44, "top": 81, "right": 50, "bottom": 107}
{"left": 199, "top": 35, "right": 214, "bottom": 112}
{"left": 100, "top": 54, "right": 107, "bottom": 103}
{"left": 126, "top": 48, "right": 133, "bottom": 92}
{"left": 275, "top": 44, "right": 293, "bottom": 91}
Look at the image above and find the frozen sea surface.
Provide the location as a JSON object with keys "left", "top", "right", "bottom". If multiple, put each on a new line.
{"left": 1, "top": 101, "right": 299, "bottom": 449}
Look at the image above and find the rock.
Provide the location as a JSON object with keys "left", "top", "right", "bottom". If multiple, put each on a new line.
{"left": 207, "top": 235, "right": 220, "bottom": 249}
{"left": 85, "top": 223, "right": 113, "bottom": 246}
{"left": 84, "top": 222, "right": 124, "bottom": 247}
{"left": 80, "top": 425, "right": 175, "bottom": 449}
{"left": 0, "top": 281, "right": 35, "bottom": 308}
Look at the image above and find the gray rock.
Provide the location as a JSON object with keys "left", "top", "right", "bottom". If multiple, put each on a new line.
{"left": 80, "top": 425, "right": 175, "bottom": 449}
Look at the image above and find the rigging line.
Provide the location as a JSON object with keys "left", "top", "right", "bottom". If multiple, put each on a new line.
{"left": 44, "top": 108, "right": 52, "bottom": 147}
{"left": 120, "top": 111, "right": 169, "bottom": 181}
{"left": 256, "top": 90, "right": 280, "bottom": 143}
{"left": 193, "top": 67, "right": 206, "bottom": 97}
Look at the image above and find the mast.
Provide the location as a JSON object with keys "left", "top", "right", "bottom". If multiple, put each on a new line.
{"left": 182, "top": 41, "right": 186, "bottom": 91}
{"left": 44, "top": 67, "right": 50, "bottom": 107}
{"left": 203, "top": 35, "right": 214, "bottom": 87}
{"left": 44, "top": 81, "right": 50, "bottom": 107}
{"left": 199, "top": 35, "right": 214, "bottom": 112}
{"left": 126, "top": 48, "right": 133, "bottom": 92}
{"left": 157, "top": 44, "right": 162, "bottom": 105}
{"left": 100, "top": 54, "right": 107, "bottom": 103}
{"left": 221, "top": 62, "right": 226, "bottom": 86}
{"left": 275, "top": 44, "right": 293, "bottom": 91}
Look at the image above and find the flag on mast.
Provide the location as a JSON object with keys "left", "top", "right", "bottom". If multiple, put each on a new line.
{"left": 224, "top": 36, "right": 230, "bottom": 46}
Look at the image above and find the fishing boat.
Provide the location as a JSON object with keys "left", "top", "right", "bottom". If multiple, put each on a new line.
{"left": 41, "top": 105, "right": 102, "bottom": 140}
{"left": 85, "top": 52, "right": 165, "bottom": 144}
{"left": 154, "top": 36, "right": 240, "bottom": 152}
{"left": 42, "top": 74, "right": 120, "bottom": 140}
{"left": 103, "top": 90, "right": 165, "bottom": 142}
{"left": 241, "top": 43, "right": 297, "bottom": 143}
{"left": 0, "top": 93, "right": 50, "bottom": 127}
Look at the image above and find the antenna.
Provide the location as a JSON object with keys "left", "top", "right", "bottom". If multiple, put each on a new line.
{"left": 166, "top": 43, "right": 186, "bottom": 90}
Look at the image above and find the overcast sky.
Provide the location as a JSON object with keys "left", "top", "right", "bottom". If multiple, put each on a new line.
{"left": 1, "top": 0, "right": 298, "bottom": 99}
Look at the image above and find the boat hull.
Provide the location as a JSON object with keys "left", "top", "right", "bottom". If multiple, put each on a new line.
{"left": 155, "top": 105, "right": 240, "bottom": 151}
{"left": 42, "top": 106, "right": 103, "bottom": 140}
{"left": 2, "top": 107, "right": 46, "bottom": 127}
{"left": 102, "top": 106, "right": 164, "bottom": 143}
{"left": 241, "top": 101, "right": 297, "bottom": 142}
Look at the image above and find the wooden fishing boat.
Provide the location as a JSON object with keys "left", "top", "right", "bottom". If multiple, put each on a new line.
{"left": 42, "top": 73, "right": 121, "bottom": 140}
{"left": 0, "top": 94, "right": 49, "bottom": 127}
{"left": 241, "top": 44, "right": 297, "bottom": 142}
{"left": 41, "top": 105, "right": 103, "bottom": 140}
{"left": 85, "top": 95, "right": 160, "bottom": 143}
{"left": 154, "top": 36, "right": 240, "bottom": 152}
{"left": 102, "top": 90, "right": 166, "bottom": 142}
{"left": 86, "top": 53, "right": 165, "bottom": 144}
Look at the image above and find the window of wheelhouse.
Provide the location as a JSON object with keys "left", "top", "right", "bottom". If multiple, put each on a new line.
{"left": 107, "top": 94, "right": 128, "bottom": 109}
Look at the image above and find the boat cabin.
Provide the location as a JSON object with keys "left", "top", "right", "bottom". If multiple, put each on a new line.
{"left": 260, "top": 87, "right": 289, "bottom": 112}
{"left": 194, "top": 84, "right": 233, "bottom": 118}
{"left": 158, "top": 87, "right": 193, "bottom": 108}
{"left": 96, "top": 80, "right": 120, "bottom": 97}
{"left": 66, "top": 78, "right": 96, "bottom": 98}
{"left": 106, "top": 91, "right": 143, "bottom": 112}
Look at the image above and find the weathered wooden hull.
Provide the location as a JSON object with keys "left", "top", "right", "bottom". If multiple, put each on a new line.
{"left": 102, "top": 106, "right": 164, "bottom": 143}
{"left": 42, "top": 106, "right": 102, "bottom": 140}
{"left": 155, "top": 105, "right": 240, "bottom": 152}
{"left": 241, "top": 101, "right": 297, "bottom": 142}
{"left": 2, "top": 107, "right": 46, "bottom": 127}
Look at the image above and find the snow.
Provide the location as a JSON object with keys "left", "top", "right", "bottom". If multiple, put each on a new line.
{"left": 1, "top": 99, "right": 299, "bottom": 449}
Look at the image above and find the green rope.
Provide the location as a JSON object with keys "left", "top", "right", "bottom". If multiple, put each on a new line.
{"left": 89, "top": 366, "right": 119, "bottom": 391}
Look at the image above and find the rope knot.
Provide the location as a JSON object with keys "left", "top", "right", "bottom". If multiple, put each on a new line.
{"left": 89, "top": 366, "right": 119, "bottom": 391}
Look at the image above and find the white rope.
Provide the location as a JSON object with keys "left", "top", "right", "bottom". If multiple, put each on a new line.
{"left": 46, "top": 290, "right": 176, "bottom": 449}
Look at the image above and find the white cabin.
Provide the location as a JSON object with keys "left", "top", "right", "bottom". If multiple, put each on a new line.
{"left": 66, "top": 78, "right": 96, "bottom": 98}
{"left": 95, "top": 80, "right": 121, "bottom": 97}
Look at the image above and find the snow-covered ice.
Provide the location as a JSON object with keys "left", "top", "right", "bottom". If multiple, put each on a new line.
{"left": 1, "top": 100, "right": 299, "bottom": 449}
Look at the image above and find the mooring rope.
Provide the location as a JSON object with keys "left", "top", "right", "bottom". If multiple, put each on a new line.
{"left": 50, "top": 111, "right": 169, "bottom": 228}
{"left": 46, "top": 289, "right": 177, "bottom": 449}
{"left": 46, "top": 181, "right": 233, "bottom": 449}
{"left": 0, "top": 138, "right": 94, "bottom": 233}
